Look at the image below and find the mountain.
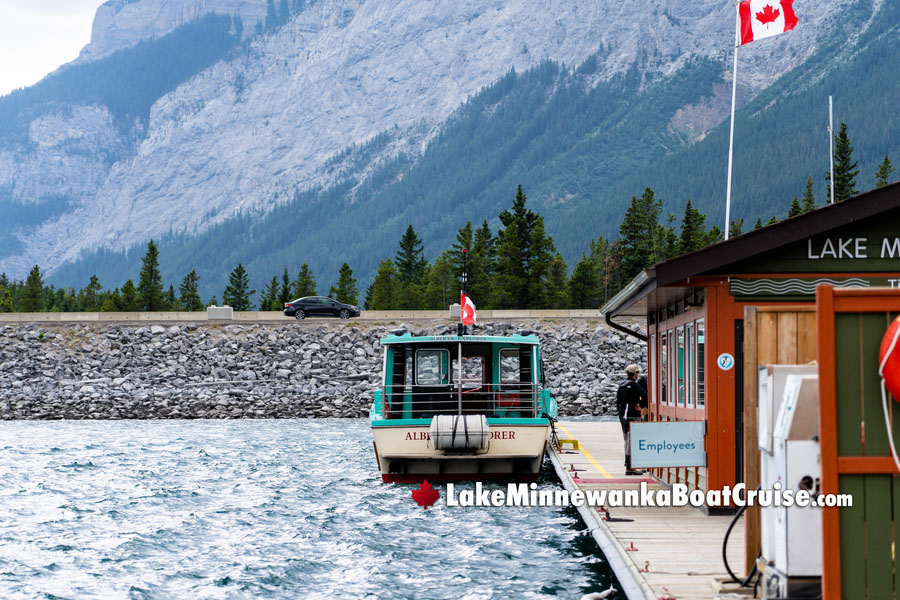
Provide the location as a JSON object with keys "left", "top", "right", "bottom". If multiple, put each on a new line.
{"left": 1, "top": 0, "right": 894, "bottom": 299}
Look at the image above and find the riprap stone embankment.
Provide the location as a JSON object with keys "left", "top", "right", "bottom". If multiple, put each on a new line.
{"left": 0, "top": 321, "right": 645, "bottom": 419}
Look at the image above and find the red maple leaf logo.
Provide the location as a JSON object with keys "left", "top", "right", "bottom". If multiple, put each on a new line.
{"left": 411, "top": 480, "right": 440, "bottom": 509}
{"left": 755, "top": 4, "right": 781, "bottom": 25}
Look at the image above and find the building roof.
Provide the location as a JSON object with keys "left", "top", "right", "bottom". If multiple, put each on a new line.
{"left": 602, "top": 181, "right": 900, "bottom": 318}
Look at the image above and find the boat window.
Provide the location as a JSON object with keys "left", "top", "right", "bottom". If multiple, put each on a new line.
{"left": 499, "top": 349, "right": 520, "bottom": 384}
{"left": 416, "top": 349, "right": 448, "bottom": 385}
{"left": 452, "top": 356, "right": 484, "bottom": 388}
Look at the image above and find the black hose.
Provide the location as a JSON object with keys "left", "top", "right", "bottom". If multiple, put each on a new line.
{"left": 722, "top": 492, "right": 760, "bottom": 587}
{"left": 723, "top": 502, "right": 749, "bottom": 583}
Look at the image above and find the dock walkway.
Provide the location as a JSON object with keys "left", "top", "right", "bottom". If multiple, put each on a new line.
{"left": 552, "top": 421, "right": 745, "bottom": 600}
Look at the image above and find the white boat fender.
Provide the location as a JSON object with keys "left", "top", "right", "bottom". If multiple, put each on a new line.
{"left": 430, "top": 415, "right": 490, "bottom": 452}
{"left": 580, "top": 585, "right": 615, "bottom": 600}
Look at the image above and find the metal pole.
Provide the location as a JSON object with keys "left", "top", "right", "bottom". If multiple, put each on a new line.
{"left": 724, "top": 4, "right": 740, "bottom": 240}
{"left": 828, "top": 96, "right": 835, "bottom": 204}
{"left": 457, "top": 341, "right": 463, "bottom": 415}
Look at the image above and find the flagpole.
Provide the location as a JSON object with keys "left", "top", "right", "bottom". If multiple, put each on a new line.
{"left": 828, "top": 96, "right": 835, "bottom": 204}
{"left": 724, "top": 4, "right": 740, "bottom": 240}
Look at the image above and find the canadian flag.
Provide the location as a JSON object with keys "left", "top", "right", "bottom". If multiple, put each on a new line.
{"left": 460, "top": 293, "right": 477, "bottom": 325}
{"left": 739, "top": 0, "right": 798, "bottom": 45}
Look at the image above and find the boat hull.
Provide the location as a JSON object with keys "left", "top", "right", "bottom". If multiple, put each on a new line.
{"left": 371, "top": 422, "right": 549, "bottom": 482}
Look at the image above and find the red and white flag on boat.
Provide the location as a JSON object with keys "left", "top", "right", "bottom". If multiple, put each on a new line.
{"left": 460, "top": 293, "right": 477, "bottom": 326}
{"left": 739, "top": 0, "right": 798, "bottom": 45}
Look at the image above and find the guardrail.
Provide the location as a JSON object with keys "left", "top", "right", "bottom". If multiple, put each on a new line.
{"left": 0, "top": 309, "right": 604, "bottom": 323}
{"left": 377, "top": 382, "right": 550, "bottom": 419}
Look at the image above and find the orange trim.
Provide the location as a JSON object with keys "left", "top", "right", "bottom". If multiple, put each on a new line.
{"left": 837, "top": 456, "right": 900, "bottom": 474}
{"left": 816, "top": 285, "right": 841, "bottom": 600}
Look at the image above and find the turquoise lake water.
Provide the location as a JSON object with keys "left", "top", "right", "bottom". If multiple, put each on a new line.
{"left": 0, "top": 419, "right": 620, "bottom": 599}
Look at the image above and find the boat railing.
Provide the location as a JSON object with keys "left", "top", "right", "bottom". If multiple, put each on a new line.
{"left": 378, "top": 382, "right": 549, "bottom": 419}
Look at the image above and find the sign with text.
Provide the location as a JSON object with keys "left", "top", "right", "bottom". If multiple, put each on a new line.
{"left": 630, "top": 421, "right": 706, "bottom": 468}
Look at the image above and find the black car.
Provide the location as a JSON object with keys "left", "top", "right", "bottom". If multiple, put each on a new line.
{"left": 283, "top": 296, "right": 360, "bottom": 319}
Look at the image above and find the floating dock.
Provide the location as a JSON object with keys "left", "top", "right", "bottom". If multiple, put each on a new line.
{"left": 550, "top": 421, "right": 745, "bottom": 600}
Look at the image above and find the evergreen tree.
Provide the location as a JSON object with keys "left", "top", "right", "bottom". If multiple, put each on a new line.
{"left": 369, "top": 259, "right": 400, "bottom": 309}
{"left": 801, "top": 176, "right": 816, "bottom": 213}
{"left": 165, "top": 285, "right": 181, "bottom": 310}
{"left": 279, "top": 267, "right": 292, "bottom": 306}
{"left": 421, "top": 251, "right": 456, "bottom": 310}
{"left": 395, "top": 224, "right": 427, "bottom": 308}
{"left": 494, "top": 185, "right": 556, "bottom": 308}
{"left": 207, "top": 295, "right": 219, "bottom": 307}
{"left": 568, "top": 254, "right": 597, "bottom": 309}
{"left": 224, "top": 263, "right": 254, "bottom": 311}
{"left": 678, "top": 199, "right": 707, "bottom": 255}
{"left": 120, "top": 279, "right": 140, "bottom": 311}
{"left": 545, "top": 252, "right": 568, "bottom": 309}
{"left": 293, "top": 263, "right": 317, "bottom": 297}
{"left": 22, "top": 265, "right": 44, "bottom": 312}
{"left": 0, "top": 287, "right": 12, "bottom": 312}
{"left": 137, "top": 240, "right": 165, "bottom": 311}
{"left": 260, "top": 275, "right": 280, "bottom": 311}
{"left": 705, "top": 226, "right": 724, "bottom": 245}
{"left": 766, "top": 216, "right": 778, "bottom": 225}
{"left": 617, "top": 188, "right": 663, "bottom": 281}
{"left": 101, "top": 289, "right": 121, "bottom": 312}
{"left": 788, "top": 195, "right": 803, "bottom": 218}
{"left": 831, "top": 122, "right": 859, "bottom": 201}
{"left": 179, "top": 270, "right": 203, "bottom": 311}
{"left": 80, "top": 275, "right": 103, "bottom": 311}
{"left": 590, "top": 236, "right": 621, "bottom": 306}
{"left": 468, "top": 220, "right": 495, "bottom": 308}
{"left": 753, "top": 217, "right": 763, "bottom": 230}
{"left": 876, "top": 155, "right": 895, "bottom": 188}
{"left": 729, "top": 218, "right": 744, "bottom": 237}
{"left": 329, "top": 263, "right": 358, "bottom": 305}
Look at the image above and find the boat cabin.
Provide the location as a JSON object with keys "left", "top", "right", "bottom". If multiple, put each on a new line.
{"left": 374, "top": 328, "right": 551, "bottom": 421}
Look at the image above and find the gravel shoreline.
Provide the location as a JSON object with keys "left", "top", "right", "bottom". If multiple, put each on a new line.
{"left": 0, "top": 320, "right": 646, "bottom": 420}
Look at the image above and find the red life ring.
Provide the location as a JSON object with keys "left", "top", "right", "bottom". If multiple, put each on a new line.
{"left": 880, "top": 315, "right": 900, "bottom": 402}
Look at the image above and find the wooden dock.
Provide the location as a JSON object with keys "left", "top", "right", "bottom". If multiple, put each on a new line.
{"left": 552, "top": 421, "right": 746, "bottom": 600}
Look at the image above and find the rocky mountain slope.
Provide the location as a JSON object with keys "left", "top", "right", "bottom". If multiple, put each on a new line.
{"left": 0, "top": 0, "right": 873, "bottom": 285}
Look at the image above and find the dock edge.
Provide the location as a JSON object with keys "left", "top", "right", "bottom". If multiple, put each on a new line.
{"left": 547, "top": 448, "right": 655, "bottom": 600}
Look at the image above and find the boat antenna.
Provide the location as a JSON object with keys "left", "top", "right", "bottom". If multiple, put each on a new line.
{"left": 458, "top": 248, "right": 468, "bottom": 336}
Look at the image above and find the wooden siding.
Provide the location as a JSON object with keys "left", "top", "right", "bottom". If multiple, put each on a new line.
{"left": 742, "top": 305, "right": 817, "bottom": 575}
{"left": 817, "top": 287, "right": 900, "bottom": 599}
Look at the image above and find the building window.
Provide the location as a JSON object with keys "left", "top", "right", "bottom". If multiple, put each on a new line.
{"left": 668, "top": 328, "right": 675, "bottom": 407}
{"left": 686, "top": 322, "right": 695, "bottom": 407}
{"left": 649, "top": 334, "right": 656, "bottom": 405}
{"left": 660, "top": 332, "right": 668, "bottom": 405}
{"left": 697, "top": 319, "right": 705, "bottom": 407}
{"left": 677, "top": 325, "right": 685, "bottom": 406}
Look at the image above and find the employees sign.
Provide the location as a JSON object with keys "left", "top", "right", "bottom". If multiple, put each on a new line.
{"left": 630, "top": 421, "right": 706, "bottom": 468}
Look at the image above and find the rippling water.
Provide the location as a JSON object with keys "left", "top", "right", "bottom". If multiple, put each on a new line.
{"left": 0, "top": 420, "right": 620, "bottom": 599}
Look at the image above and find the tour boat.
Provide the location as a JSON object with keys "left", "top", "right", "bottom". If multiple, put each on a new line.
{"left": 369, "top": 326, "right": 558, "bottom": 482}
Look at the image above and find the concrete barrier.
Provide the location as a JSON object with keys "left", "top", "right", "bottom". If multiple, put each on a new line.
{"left": 0, "top": 309, "right": 605, "bottom": 323}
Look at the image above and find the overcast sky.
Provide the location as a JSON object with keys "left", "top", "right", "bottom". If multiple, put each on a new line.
{"left": 0, "top": 0, "right": 106, "bottom": 96}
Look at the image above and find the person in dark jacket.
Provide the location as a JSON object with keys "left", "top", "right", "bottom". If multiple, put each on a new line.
{"left": 617, "top": 364, "right": 647, "bottom": 475}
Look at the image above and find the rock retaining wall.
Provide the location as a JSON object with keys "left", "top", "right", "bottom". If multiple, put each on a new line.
{"left": 0, "top": 321, "right": 646, "bottom": 419}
